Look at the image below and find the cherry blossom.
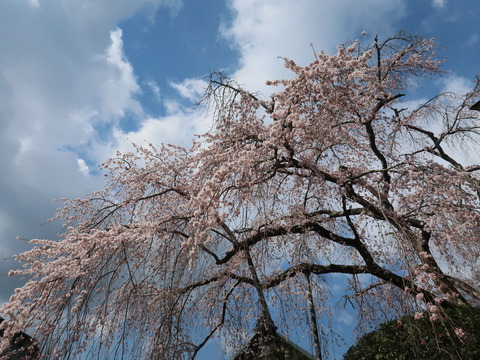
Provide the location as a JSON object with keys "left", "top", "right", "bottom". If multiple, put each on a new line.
{"left": 1, "top": 33, "right": 479, "bottom": 359}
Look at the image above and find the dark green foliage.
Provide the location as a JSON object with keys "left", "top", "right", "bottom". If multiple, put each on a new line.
{"left": 344, "top": 306, "right": 480, "bottom": 360}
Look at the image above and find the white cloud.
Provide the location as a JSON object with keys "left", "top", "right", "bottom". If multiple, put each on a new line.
{"left": 115, "top": 114, "right": 192, "bottom": 150}
{"left": 100, "top": 28, "right": 143, "bottom": 120}
{"left": 170, "top": 78, "right": 208, "bottom": 102}
{"left": 221, "top": 0, "right": 407, "bottom": 94}
{"left": 77, "top": 158, "right": 90, "bottom": 176}
{"left": 440, "top": 74, "right": 472, "bottom": 94}
{"left": 111, "top": 104, "right": 210, "bottom": 156}
{"left": 0, "top": 1, "right": 179, "bottom": 162}
{"left": 1, "top": 26, "right": 144, "bottom": 177}
{"left": 0, "top": 0, "right": 182, "bottom": 302}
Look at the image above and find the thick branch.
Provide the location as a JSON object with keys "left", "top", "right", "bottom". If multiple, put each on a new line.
{"left": 364, "top": 93, "right": 404, "bottom": 184}
{"left": 217, "top": 222, "right": 357, "bottom": 265}
{"left": 262, "top": 262, "right": 438, "bottom": 305}
{"left": 263, "top": 263, "right": 369, "bottom": 289}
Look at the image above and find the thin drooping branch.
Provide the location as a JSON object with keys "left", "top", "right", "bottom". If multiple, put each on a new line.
{"left": 191, "top": 280, "right": 240, "bottom": 359}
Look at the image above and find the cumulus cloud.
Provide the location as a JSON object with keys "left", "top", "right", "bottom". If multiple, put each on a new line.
{"left": 0, "top": 0, "right": 182, "bottom": 303}
{"left": 113, "top": 109, "right": 204, "bottom": 152}
{"left": 77, "top": 158, "right": 90, "bottom": 176}
{"left": 221, "top": 0, "right": 407, "bottom": 94}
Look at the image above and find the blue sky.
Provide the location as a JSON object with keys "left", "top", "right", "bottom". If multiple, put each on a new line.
{"left": 0, "top": 0, "right": 479, "bottom": 358}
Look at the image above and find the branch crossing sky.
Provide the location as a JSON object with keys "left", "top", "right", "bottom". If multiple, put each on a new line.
{"left": 0, "top": 0, "right": 478, "bottom": 358}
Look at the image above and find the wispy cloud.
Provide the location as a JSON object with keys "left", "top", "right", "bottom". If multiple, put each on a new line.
{"left": 28, "top": 0, "right": 40, "bottom": 8}
{"left": 432, "top": 0, "right": 447, "bottom": 9}
{"left": 462, "top": 33, "right": 478, "bottom": 48}
{"left": 144, "top": 79, "right": 161, "bottom": 102}
{"left": 170, "top": 78, "right": 208, "bottom": 102}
